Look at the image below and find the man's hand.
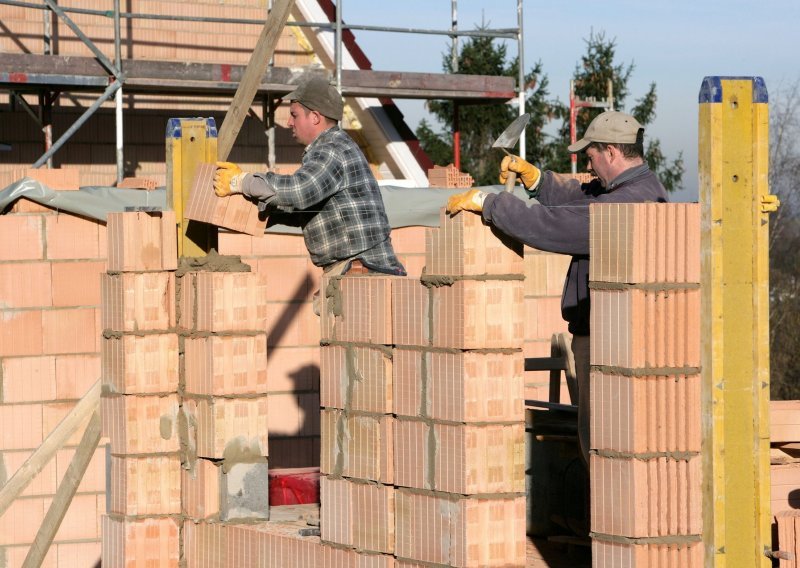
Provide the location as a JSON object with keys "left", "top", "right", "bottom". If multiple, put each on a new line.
{"left": 447, "top": 189, "right": 487, "bottom": 214}
{"left": 214, "top": 161, "right": 246, "bottom": 197}
{"left": 499, "top": 155, "right": 541, "bottom": 189}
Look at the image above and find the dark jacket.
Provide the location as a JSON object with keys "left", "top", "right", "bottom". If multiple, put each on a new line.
{"left": 482, "top": 165, "right": 668, "bottom": 335}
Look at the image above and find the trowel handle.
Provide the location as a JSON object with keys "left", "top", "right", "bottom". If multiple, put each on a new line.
{"left": 504, "top": 171, "right": 517, "bottom": 192}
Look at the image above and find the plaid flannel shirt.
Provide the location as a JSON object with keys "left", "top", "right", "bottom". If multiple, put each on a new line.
{"left": 245, "top": 126, "right": 405, "bottom": 274}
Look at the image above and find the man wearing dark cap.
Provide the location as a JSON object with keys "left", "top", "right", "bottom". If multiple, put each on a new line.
{"left": 214, "top": 75, "right": 406, "bottom": 293}
{"left": 447, "top": 111, "right": 668, "bottom": 467}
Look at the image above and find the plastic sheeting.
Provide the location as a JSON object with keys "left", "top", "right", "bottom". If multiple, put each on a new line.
{"left": 0, "top": 178, "right": 532, "bottom": 234}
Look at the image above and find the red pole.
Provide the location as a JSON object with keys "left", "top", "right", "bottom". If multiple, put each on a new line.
{"left": 453, "top": 101, "right": 460, "bottom": 170}
{"left": 569, "top": 83, "right": 577, "bottom": 174}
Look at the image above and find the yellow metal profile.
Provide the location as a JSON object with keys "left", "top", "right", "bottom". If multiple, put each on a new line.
{"left": 165, "top": 117, "right": 218, "bottom": 257}
{"left": 699, "top": 76, "right": 772, "bottom": 567}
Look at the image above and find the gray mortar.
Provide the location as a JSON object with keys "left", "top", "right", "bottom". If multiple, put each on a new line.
{"left": 592, "top": 365, "right": 701, "bottom": 377}
{"left": 175, "top": 249, "right": 251, "bottom": 276}
{"left": 589, "top": 281, "right": 701, "bottom": 291}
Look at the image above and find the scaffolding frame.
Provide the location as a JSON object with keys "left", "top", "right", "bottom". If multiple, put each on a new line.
{"left": 0, "top": 0, "right": 525, "bottom": 180}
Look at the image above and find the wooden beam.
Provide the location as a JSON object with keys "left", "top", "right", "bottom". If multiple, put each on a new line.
{"left": 0, "top": 53, "right": 515, "bottom": 101}
{"left": 699, "top": 76, "right": 774, "bottom": 568}
{"left": 22, "top": 410, "right": 101, "bottom": 568}
{"left": 0, "top": 380, "right": 100, "bottom": 517}
{"left": 217, "top": 0, "right": 295, "bottom": 161}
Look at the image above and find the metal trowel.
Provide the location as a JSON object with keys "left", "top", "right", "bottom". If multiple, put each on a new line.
{"left": 492, "top": 113, "right": 530, "bottom": 192}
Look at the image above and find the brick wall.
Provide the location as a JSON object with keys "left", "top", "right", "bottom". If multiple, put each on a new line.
{"left": 0, "top": 207, "right": 106, "bottom": 565}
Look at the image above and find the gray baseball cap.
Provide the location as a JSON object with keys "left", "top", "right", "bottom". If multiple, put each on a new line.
{"left": 568, "top": 111, "right": 643, "bottom": 153}
{"left": 283, "top": 77, "right": 344, "bottom": 121}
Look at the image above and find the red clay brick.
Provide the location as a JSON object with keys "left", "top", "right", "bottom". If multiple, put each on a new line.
{"left": 102, "top": 393, "right": 181, "bottom": 455}
{"left": 1, "top": 356, "right": 57, "bottom": 403}
{"left": 267, "top": 392, "right": 319, "bottom": 438}
{"left": 188, "top": 396, "right": 269, "bottom": 460}
{"left": 102, "top": 515, "right": 180, "bottom": 567}
{"left": 50, "top": 260, "right": 106, "bottom": 307}
{"left": 394, "top": 490, "right": 526, "bottom": 567}
{"left": 44, "top": 213, "right": 103, "bottom": 260}
{"left": 426, "top": 209, "right": 523, "bottom": 276}
{"left": 264, "top": 346, "right": 320, "bottom": 393}
{"left": 55, "top": 354, "right": 101, "bottom": 399}
{"left": 13, "top": 166, "right": 80, "bottom": 190}
{"left": 428, "top": 350, "right": 524, "bottom": 423}
{"left": 320, "top": 344, "right": 392, "bottom": 413}
{"left": 391, "top": 277, "right": 430, "bottom": 347}
{"left": 101, "top": 272, "right": 176, "bottom": 332}
{"left": 431, "top": 280, "right": 525, "bottom": 350}
{"left": 0, "top": 309, "right": 44, "bottom": 357}
{"left": 108, "top": 454, "right": 182, "bottom": 515}
{"left": 182, "top": 458, "right": 221, "bottom": 520}
{"left": 590, "top": 371, "right": 701, "bottom": 454}
{"left": 102, "top": 333, "right": 179, "bottom": 394}
{"left": 591, "top": 538, "right": 703, "bottom": 567}
{"left": 107, "top": 210, "right": 178, "bottom": 271}
{"left": 590, "top": 454, "right": 702, "bottom": 538}
{"left": 320, "top": 476, "right": 395, "bottom": 554}
{"left": 0, "top": 215, "right": 44, "bottom": 261}
{"left": 41, "top": 307, "right": 99, "bottom": 354}
{"left": 184, "top": 334, "right": 268, "bottom": 396}
{"left": 0, "top": 262, "right": 52, "bottom": 308}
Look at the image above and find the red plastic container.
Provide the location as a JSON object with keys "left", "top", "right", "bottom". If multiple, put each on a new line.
{"left": 268, "top": 467, "right": 320, "bottom": 506}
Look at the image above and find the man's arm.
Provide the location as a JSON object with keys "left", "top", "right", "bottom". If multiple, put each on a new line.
{"left": 482, "top": 191, "right": 591, "bottom": 256}
{"left": 244, "top": 146, "right": 344, "bottom": 212}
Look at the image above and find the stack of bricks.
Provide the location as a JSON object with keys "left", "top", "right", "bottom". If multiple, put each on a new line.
{"left": 588, "top": 202, "right": 702, "bottom": 565}
{"left": 316, "top": 208, "right": 526, "bottom": 566}
{"left": 318, "top": 262, "right": 398, "bottom": 566}
{"left": 427, "top": 164, "right": 474, "bottom": 188}
{"left": 100, "top": 210, "right": 183, "bottom": 565}
{"left": 179, "top": 260, "right": 271, "bottom": 562}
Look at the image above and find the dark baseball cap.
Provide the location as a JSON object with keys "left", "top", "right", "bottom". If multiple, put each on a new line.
{"left": 568, "top": 111, "right": 643, "bottom": 153}
{"left": 283, "top": 77, "right": 344, "bottom": 121}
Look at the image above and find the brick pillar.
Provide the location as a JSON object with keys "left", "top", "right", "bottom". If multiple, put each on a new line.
{"left": 588, "top": 203, "right": 703, "bottom": 566}
{"left": 178, "top": 269, "right": 271, "bottom": 562}
{"left": 100, "top": 211, "right": 181, "bottom": 566}
{"left": 318, "top": 209, "right": 526, "bottom": 567}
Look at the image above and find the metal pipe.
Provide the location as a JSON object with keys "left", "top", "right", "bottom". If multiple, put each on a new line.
{"left": 570, "top": 80, "right": 577, "bottom": 174}
{"left": 517, "top": 0, "right": 526, "bottom": 160}
{"left": 0, "top": 1, "right": 517, "bottom": 38}
{"left": 114, "top": 0, "right": 123, "bottom": 183}
{"left": 451, "top": 0, "right": 459, "bottom": 170}
{"left": 335, "top": 0, "right": 342, "bottom": 92}
{"left": 42, "top": 0, "right": 120, "bottom": 78}
{"left": 43, "top": 3, "right": 52, "bottom": 167}
{"left": 450, "top": 0, "right": 458, "bottom": 73}
{"left": 33, "top": 79, "right": 121, "bottom": 168}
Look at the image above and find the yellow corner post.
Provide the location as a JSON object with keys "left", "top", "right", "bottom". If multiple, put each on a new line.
{"left": 166, "top": 117, "right": 218, "bottom": 258}
{"left": 699, "top": 76, "right": 777, "bottom": 566}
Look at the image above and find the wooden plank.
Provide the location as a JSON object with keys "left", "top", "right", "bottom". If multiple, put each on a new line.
{"left": 699, "top": 76, "right": 772, "bottom": 568}
{"left": 0, "top": 380, "right": 100, "bottom": 517}
{"left": 22, "top": 410, "right": 101, "bottom": 568}
{"left": 0, "top": 53, "right": 515, "bottom": 101}
{"left": 217, "top": 0, "right": 295, "bottom": 161}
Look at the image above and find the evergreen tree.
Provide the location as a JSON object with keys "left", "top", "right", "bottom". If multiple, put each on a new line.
{"left": 416, "top": 29, "right": 683, "bottom": 191}
{"left": 415, "top": 32, "right": 553, "bottom": 186}
{"left": 549, "top": 31, "right": 684, "bottom": 191}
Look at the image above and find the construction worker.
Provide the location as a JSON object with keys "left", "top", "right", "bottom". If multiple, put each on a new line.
{"left": 213, "top": 75, "right": 406, "bottom": 312}
{"left": 447, "top": 110, "right": 669, "bottom": 466}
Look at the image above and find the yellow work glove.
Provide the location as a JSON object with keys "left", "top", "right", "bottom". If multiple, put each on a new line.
{"left": 499, "top": 155, "right": 541, "bottom": 189}
{"left": 214, "top": 161, "right": 247, "bottom": 197}
{"left": 446, "top": 189, "right": 488, "bottom": 214}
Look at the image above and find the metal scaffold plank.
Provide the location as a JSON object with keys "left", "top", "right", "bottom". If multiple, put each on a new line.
{"left": 699, "top": 76, "right": 774, "bottom": 568}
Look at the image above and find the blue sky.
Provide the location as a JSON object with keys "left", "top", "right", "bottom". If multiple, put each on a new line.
{"left": 341, "top": 1, "right": 800, "bottom": 202}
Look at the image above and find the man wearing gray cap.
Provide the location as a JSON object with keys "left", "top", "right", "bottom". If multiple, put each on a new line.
{"left": 214, "top": 75, "right": 406, "bottom": 291}
{"left": 447, "top": 111, "right": 668, "bottom": 467}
